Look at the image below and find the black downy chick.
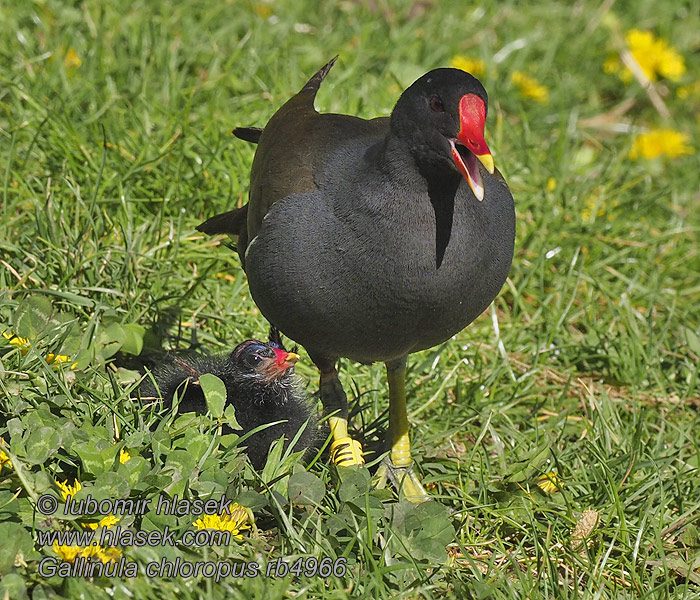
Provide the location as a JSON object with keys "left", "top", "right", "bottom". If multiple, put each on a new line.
{"left": 136, "top": 330, "right": 320, "bottom": 470}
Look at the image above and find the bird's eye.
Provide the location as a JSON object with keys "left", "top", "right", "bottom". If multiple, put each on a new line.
{"left": 429, "top": 95, "right": 445, "bottom": 113}
{"left": 238, "top": 343, "right": 271, "bottom": 370}
{"left": 241, "top": 352, "right": 263, "bottom": 370}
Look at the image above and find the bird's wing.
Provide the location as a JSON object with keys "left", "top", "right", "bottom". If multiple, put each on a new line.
{"left": 197, "top": 58, "right": 340, "bottom": 246}
{"left": 199, "top": 57, "right": 387, "bottom": 264}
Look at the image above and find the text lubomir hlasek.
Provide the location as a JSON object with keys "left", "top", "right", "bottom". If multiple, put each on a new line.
{"left": 62, "top": 493, "right": 235, "bottom": 517}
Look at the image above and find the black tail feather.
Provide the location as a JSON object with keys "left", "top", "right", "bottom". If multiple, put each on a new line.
{"left": 196, "top": 205, "right": 248, "bottom": 236}
{"left": 232, "top": 127, "right": 263, "bottom": 143}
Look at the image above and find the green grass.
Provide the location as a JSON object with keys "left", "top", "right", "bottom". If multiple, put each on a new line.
{"left": 1, "top": 0, "right": 699, "bottom": 598}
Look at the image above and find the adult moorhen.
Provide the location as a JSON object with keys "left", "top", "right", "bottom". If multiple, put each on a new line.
{"left": 198, "top": 57, "right": 515, "bottom": 501}
{"left": 137, "top": 332, "right": 319, "bottom": 470}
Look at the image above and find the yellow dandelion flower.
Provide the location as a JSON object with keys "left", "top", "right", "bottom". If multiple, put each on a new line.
{"left": 605, "top": 29, "right": 686, "bottom": 83}
{"left": 3, "top": 332, "right": 77, "bottom": 369}
{"left": 657, "top": 46, "right": 685, "bottom": 81}
{"left": 99, "top": 514, "right": 120, "bottom": 528}
{"left": 119, "top": 449, "right": 131, "bottom": 464}
{"left": 547, "top": 177, "right": 557, "bottom": 191}
{"left": 52, "top": 542, "right": 83, "bottom": 563}
{"left": 92, "top": 545, "right": 122, "bottom": 563}
{"left": 53, "top": 542, "right": 121, "bottom": 564}
{"left": 3, "top": 332, "right": 30, "bottom": 353}
{"left": 629, "top": 129, "right": 694, "bottom": 160}
{"left": 192, "top": 502, "right": 251, "bottom": 540}
{"left": 511, "top": 71, "right": 549, "bottom": 103}
{"left": 450, "top": 56, "right": 486, "bottom": 77}
{"left": 537, "top": 471, "right": 560, "bottom": 493}
{"left": 57, "top": 479, "right": 82, "bottom": 501}
{"left": 82, "top": 514, "right": 120, "bottom": 530}
{"left": 46, "top": 353, "right": 78, "bottom": 370}
{"left": 64, "top": 48, "right": 82, "bottom": 70}
{"left": 625, "top": 29, "right": 659, "bottom": 81}
{"left": 0, "top": 448, "right": 12, "bottom": 471}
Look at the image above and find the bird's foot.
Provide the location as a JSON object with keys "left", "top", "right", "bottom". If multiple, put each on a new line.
{"left": 330, "top": 437, "right": 365, "bottom": 467}
{"left": 374, "top": 458, "right": 429, "bottom": 503}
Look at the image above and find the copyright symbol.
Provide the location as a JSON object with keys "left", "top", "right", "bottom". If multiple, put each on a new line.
{"left": 37, "top": 494, "right": 58, "bottom": 515}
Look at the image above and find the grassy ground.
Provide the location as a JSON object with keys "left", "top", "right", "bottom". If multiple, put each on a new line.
{"left": 1, "top": 0, "right": 699, "bottom": 598}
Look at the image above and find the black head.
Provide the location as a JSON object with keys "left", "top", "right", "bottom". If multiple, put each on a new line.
{"left": 390, "top": 68, "right": 495, "bottom": 200}
{"left": 228, "top": 339, "right": 300, "bottom": 385}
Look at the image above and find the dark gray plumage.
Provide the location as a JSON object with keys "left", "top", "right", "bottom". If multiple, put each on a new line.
{"left": 200, "top": 63, "right": 514, "bottom": 365}
{"left": 197, "top": 58, "right": 515, "bottom": 499}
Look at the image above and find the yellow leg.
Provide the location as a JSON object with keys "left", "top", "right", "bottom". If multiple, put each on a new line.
{"left": 320, "top": 369, "right": 364, "bottom": 467}
{"left": 383, "top": 357, "right": 429, "bottom": 502}
{"left": 387, "top": 359, "right": 411, "bottom": 467}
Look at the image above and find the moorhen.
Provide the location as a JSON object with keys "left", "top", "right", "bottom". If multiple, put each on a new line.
{"left": 198, "top": 57, "right": 515, "bottom": 501}
{"left": 137, "top": 332, "right": 319, "bottom": 470}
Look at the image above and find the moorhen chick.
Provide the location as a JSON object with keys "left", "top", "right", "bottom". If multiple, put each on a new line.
{"left": 198, "top": 58, "right": 515, "bottom": 501}
{"left": 137, "top": 332, "right": 319, "bottom": 470}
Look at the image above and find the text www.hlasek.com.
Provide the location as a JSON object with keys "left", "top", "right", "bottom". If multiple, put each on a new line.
{"left": 36, "top": 524, "right": 232, "bottom": 549}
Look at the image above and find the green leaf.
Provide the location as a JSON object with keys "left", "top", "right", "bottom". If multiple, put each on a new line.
{"left": 118, "top": 455, "right": 150, "bottom": 487}
{"left": 13, "top": 295, "right": 53, "bottom": 339}
{"left": 680, "top": 524, "right": 699, "bottom": 546}
{"left": 199, "top": 373, "right": 226, "bottom": 418}
{"left": 288, "top": 471, "right": 325, "bottom": 506}
{"left": 223, "top": 403, "right": 241, "bottom": 430}
{"left": 74, "top": 441, "right": 109, "bottom": 476}
{"left": 174, "top": 431, "right": 212, "bottom": 460}
{"left": 0, "top": 490, "right": 20, "bottom": 519}
{"left": 338, "top": 468, "right": 371, "bottom": 503}
{"left": 506, "top": 443, "right": 552, "bottom": 483}
{"left": 120, "top": 323, "right": 146, "bottom": 355}
{"left": 261, "top": 436, "right": 286, "bottom": 480}
{"left": 0, "top": 522, "right": 31, "bottom": 574}
{"left": 236, "top": 490, "right": 267, "bottom": 511}
{"left": 151, "top": 429, "right": 172, "bottom": 462}
{"left": 387, "top": 500, "right": 455, "bottom": 563}
{"left": 93, "top": 472, "right": 130, "bottom": 500}
{"left": 7, "top": 417, "right": 23, "bottom": 438}
{"left": 98, "top": 322, "right": 126, "bottom": 359}
{"left": 162, "top": 450, "right": 197, "bottom": 496}
{"left": 0, "top": 573, "right": 26, "bottom": 600}
{"left": 685, "top": 327, "right": 700, "bottom": 356}
{"left": 24, "top": 426, "right": 59, "bottom": 464}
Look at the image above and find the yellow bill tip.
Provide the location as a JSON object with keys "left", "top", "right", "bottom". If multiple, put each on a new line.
{"left": 477, "top": 152, "right": 495, "bottom": 174}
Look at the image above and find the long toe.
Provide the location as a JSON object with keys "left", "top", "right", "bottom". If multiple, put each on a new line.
{"left": 375, "top": 458, "right": 430, "bottom": 503}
